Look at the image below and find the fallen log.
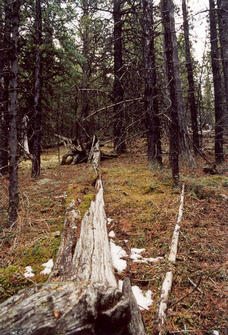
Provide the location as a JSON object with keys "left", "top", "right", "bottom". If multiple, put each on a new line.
{"left": 156, "top": 184, "right": 185, "bottom": 334}
{"left": 0, "top": 157, "right": 145, "bottom": 334}
{"left": 56, "top": 134, "right": 117, "bottom": 165}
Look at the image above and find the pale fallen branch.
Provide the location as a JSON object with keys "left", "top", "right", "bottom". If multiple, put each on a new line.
{"left": 156, "top": 184, "right": 185, "bottom": 334}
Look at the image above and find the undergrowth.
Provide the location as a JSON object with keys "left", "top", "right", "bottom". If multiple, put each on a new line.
{"left": 0, "top": 143, "right": 227, "bottom": 334}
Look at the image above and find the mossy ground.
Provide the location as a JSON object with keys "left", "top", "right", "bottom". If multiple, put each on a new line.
{"left": 0, "top": 140, "right": 227, "bottom": 334}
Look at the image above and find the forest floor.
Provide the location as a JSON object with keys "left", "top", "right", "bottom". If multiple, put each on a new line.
{"left": 0, "top": 137, "right": 227, "bottom": 335}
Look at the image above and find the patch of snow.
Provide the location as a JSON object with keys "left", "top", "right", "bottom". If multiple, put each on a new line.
{"left": 24, "top": 266, "right": 34, "bottom": 278}
{"left": 136, "top": 256, "right": 163, "bottom": 263}
{"left": 130, "top": 248, "right": 163, "bottom": 263}
{"left": 40, "top": 259, "right": 53, "bottom": 275}
{"left": 131, "top": 248, "right": 146, "bottom": 253}
{"left": 132, "top": 285, "right": 153, "bottom": 310}
{"left": 118, "top": 280, "right": 153, "bottom": 311}
{"left": 213, "top": 331, "right": 219, "bottom": 335}
{"left": 107, "top": 218, "right": 113, "bottom": 225}
{"left": 109, "top": 230, "right": 116, "bottom": 238}
{"left": 130, "top": 248, "right": 145, "bottom": 261}
{"left": 110, "top": 240, "right": 127, "bottom": 274}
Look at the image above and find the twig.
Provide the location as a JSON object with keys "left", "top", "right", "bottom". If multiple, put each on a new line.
{"left": 188, "top": 277, "right": 203, "bottom": 294}
{"left": 82, "top": 97, "right": 142, "bottom": 121}
{"left": 168, "top": 276, "right": 202, "bottom": 309}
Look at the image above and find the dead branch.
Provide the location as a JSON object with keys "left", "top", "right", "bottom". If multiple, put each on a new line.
{"left": 168, "top": 276, "right": 202, "bottom": 309}
{"left": 156, "top": 184, "right": 185, "bottom": 335}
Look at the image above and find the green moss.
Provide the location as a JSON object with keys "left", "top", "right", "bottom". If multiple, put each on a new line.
{"left": 0, "top": 265, "right": 30, "bottom": 302}
{"left": 65, "top": 184, "right": 80, "bottom": 207}
{"left": 18, "top": 237, "right": 60, "bottom": 269}
{"left": 79, "top": 192, "right": 94, "bottom": 218}
{"left": 0, "top": 235, "right": 61, "bottom": 303}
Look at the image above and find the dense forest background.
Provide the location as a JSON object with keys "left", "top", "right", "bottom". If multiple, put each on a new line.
{"left": 0, "top": 0, "right": 227, "bottom": 226}
{"left": 0, "top": 1, "right": 227, "bottom": 333}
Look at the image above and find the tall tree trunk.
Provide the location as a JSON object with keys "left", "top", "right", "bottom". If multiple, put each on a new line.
{"left": 0, "top": 1, "right": 10, "bottom": 176}
{"left": 182, "top": 0, "right": 200, "bottom": 155}
{"left": 7, "top": 0, "right": 20, "bottom": 227}
{"left": 209, "top": 0, "right": 224, "bottom": 164}
{"left": 142, "top": 0, "right": 162, "bottom": 167}
{"left": 161, "top": 0, "right": 179, "bottom": 185}
{"left": 32, "top": 0, "right": 43, "bottom": 177}
{"left": 217, "top": 0, "right": 228, "bottom": 135}
{"left": 80, "top": 0, "right": 93, "bottom": 142}
{"left": 113, "top": 0, "right": 126, "bottom": 154}
{"left": 169, "top": 0, "right": 196, "bottom": 168}
{"left": 0, "top": 4, "right": 6, "bottom": 175}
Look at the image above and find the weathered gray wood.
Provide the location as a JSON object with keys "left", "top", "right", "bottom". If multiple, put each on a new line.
{"left": 50, "top": 199, "right": 80, "bottom": 281}
{"left": 68, "top": 178, "right": 117, "bottom": 286}
{"left": 0, "top": 175, "right": 146, "bottom": 334}
{"left": 0, "top": 281, "right": 130, "bottom": 335}
{"left": 122, "top": 278, "right": 146, "bottom": 335}
{"left": 88, "top": 136, "right": 101, "bottom": 175}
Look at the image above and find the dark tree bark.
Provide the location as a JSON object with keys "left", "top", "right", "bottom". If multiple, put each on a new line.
{"left": 7, "top": 0, "right": 20, "bottom": 227}
{"left": 142, "top": 0, "right": 162, "bottom": 167}
{"left": 0, "top": 1, "right": 10, "bottom": 176}
{"left": 217, "top": 0, "right": 228, "bottom": 134}
{"left": 0, "top": 4, "right": 6, "bottom": 175}
{"left": 161, "top": 0, "right": 179, "bottom": 184}
{"left": 182, "top": 0, "right": 200, "bottom": 155}
{"left": 80, "top": 0, "right": 94, "bottom": 142}
{"left": 209, "top": 0, "right": 224, "bottom": 164}
{"left": 113, "top": 0, "right": 126, "bottom": 154}
{"left": 168, "top": 0, "right": 196, "bottom": 168}
{"left": 32, "top": 0, "right": 43, "bottom": 177}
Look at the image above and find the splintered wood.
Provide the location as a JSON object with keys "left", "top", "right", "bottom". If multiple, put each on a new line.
{"left": 156, "top": 184, "right": 185, "bottom": 334}
{"left": 0, "top": 157, "right": 145, "bottom": 335}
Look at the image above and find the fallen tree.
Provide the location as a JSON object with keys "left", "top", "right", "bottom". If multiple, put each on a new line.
{"left": 0, "top": 141, "right": 145, "bottom": 335}
{"left": 55, "top": 134, "right": 117, "bottom": 165}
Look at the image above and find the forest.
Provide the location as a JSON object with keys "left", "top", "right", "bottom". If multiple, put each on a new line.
{"left": 0, "top": 0, "right": 227, "bottom": 334}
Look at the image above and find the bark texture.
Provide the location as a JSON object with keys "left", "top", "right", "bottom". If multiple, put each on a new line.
{"left": 7, "top": 0, "right": 20, "bottom": 227}
{"left": 218, "top": 0, "right": 228, "bottom": 134}
{"left": 182, "top": 0, "right": 200, "bottom": 154}
{"left": 32, "top": 0, "right": 43, "bottom": 177}
{"left": 142, "top": 0, "right": 162, "bottom": 167}
{"left": 161, "top": 0, "right": 180, "bottom": 184}
{"left": 0, "top": 1, "right": 10, "bottom": 176}
{"left": 80, "top": 0, "right": 94, "bottom": 141}
{"left": 209, "top": 0, "right": 224, "bottom": 163}
{"left": 113, "top": 0, "right": 126, "bottom": 154}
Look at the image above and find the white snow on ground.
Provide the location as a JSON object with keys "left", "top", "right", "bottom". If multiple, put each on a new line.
{"left": 109, "top": 239, "right": 163, "bottom": 274}
{"left": 130, "top": 248, "right": 163, "bottom": 263}
{"left": 110, "top": 240, "right": 127, "bottom": 273}
{"left": 24, "top": 266, "right": 35, "bottom": 278}
{"left": 109, "top": 230, "right": 116, "bottom": 238}
{"left": 107, "top": 218, "right": 113, "bottom": 225}
{"left": 40, "top": 259, "right": 53, "bottom": 275}
{"left": 118, "top": 280, "right": 153, "bottom": 311}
